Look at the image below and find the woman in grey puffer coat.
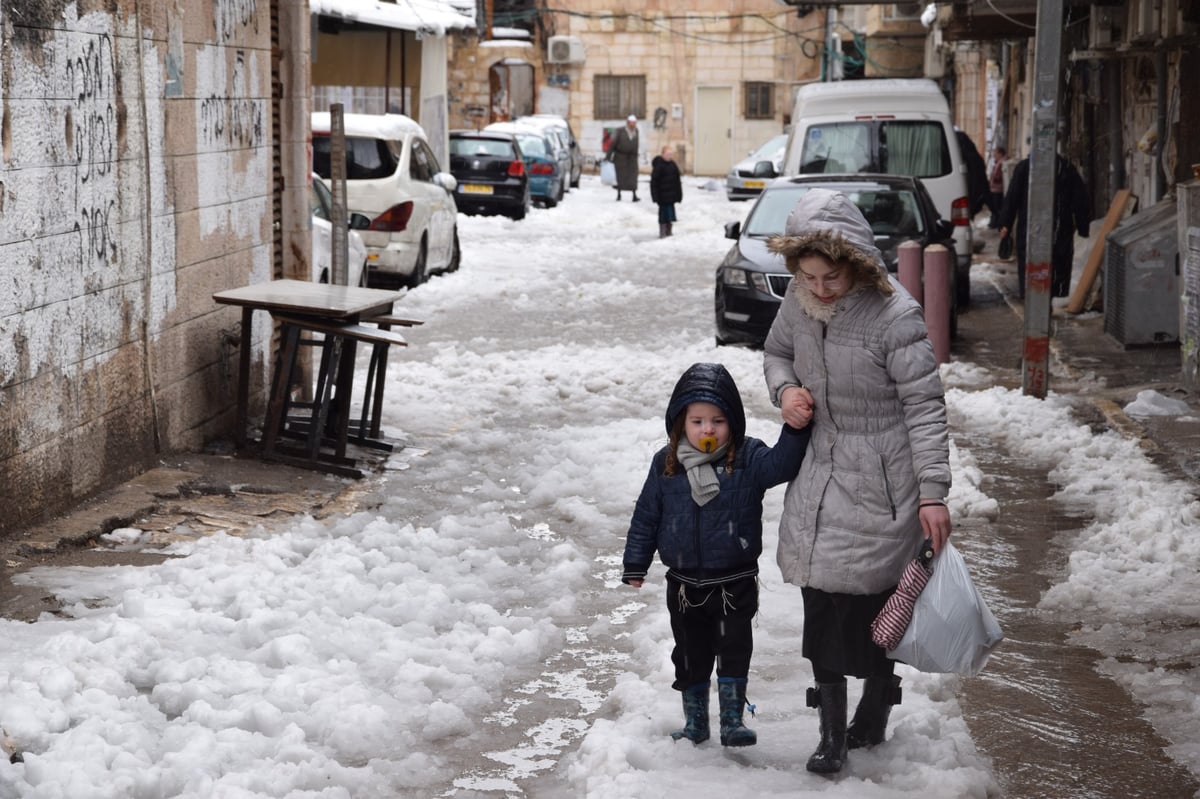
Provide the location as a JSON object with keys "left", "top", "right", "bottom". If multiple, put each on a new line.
{"left": 762, "top": 189, "right": 953, "bottom": 775}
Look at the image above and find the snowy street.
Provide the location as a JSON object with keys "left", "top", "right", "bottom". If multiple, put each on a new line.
{"left": 3, "top": 175, "right": 1200, "bottom": 798}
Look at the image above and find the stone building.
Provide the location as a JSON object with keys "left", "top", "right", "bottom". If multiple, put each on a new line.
{"left": 447, "top": 1, "right": 824, "bottom": 175}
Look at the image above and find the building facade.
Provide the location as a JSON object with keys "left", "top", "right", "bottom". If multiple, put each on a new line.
{"left": 448, "top": 1, "right": 825, "bottom": 175}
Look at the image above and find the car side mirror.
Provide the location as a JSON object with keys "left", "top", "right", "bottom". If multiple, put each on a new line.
{"left": 433, "top": 172, "right": 458, "bottom": 192}
{"left": 724, "top": 221, "right": 741, "bottom": 240}
{"left": 752, "top": 160, "right": 777, "bottom": 178}
{"left": 935, "top": 219, "right": 954, "bottom": 238}
{"left": 348, "top": 213, "right": 372, "bottom": 230}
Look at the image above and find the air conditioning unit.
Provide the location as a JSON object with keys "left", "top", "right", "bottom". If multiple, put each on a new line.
{"left": 1103, "top": 198, "right": 1180, "bottom": 347}
{"left": 547, "top": 35, "right": 585, "bottom": 64}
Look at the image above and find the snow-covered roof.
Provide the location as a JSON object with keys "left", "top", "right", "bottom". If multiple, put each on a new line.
{"left": 309, "top": 0, "right": 474, "bottom": 35}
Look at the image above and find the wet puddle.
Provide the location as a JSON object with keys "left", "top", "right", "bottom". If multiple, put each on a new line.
{"left": 953, "top": 431, "right": 1199, "bottom": 798}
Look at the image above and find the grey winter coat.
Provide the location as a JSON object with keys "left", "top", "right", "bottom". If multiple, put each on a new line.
{"left": 763, "top": 189, "right": 951, "bottom": 596}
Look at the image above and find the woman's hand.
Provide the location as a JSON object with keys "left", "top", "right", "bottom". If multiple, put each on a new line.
{"left": 919, "top": 504, "right": 952, "bottom": 553}
{"left": 626, "top": 579, "right": 643, "bottom": 589}
{"left": 780, "top": 385, "right": 815, "bottom": 429}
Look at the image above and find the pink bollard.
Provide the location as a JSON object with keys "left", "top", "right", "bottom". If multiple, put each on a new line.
{"left": 897, "top": 240, "right": 923, "bottom": 305}
{"left": 923, "top": 244, "right": 951, "bottom": 365}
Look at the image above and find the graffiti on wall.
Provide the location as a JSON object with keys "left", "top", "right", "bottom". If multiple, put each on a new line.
{"left": 63, "top": 30, "right": 120, "bottom": 267}
{"left": 215, "top": 0, "right": 259, "bottom": 43}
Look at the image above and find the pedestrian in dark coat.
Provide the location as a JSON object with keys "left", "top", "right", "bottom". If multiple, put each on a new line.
{"left": 607, "top": 115, "right": 640, "bottom": 201}
{"left": 986, "top": 146, "right": 1008, "bottom": 228}
{"left": 650, "top": 146, "right": 683, "bottom": 238}
{"left": 622, "top": 362, "right": 811, "bottom": 749}
{"left": 996, "top": 154, "right": 1091, "bottom": 298}
{"left": 955, "top": 130, "right": 989, "bottom": 220}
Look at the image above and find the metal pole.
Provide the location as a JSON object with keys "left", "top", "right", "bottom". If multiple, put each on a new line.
{"left": 924, "top": 244, "right": 952, "bottom": 365}
{"left": 330, "top": 104, "right": 349, "bottom": 286}
{"left": 897, "top": 240, "right": 923, "bottom": 304}
{"left": 1022, "top": 0, "right": 1064, "bottom": 398}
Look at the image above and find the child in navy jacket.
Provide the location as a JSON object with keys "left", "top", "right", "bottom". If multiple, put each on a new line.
{"left": 622, "top": 362, "right": 811, "bottom": 747}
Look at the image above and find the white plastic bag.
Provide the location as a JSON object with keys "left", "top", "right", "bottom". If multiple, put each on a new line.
{"left": 600, "top": 159, "right": 617, "bottom": 186}
{"left": 887, "top": 541, "right": 1003, "bottom": 676}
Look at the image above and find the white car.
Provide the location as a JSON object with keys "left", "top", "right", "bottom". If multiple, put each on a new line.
{"left": 310, "top": 174, "right": 368, "bottom": 287}
{"left": 311, "top": 112, "right": 460, "bottom": 288}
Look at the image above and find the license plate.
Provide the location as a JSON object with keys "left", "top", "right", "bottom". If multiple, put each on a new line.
{"left": 742, "top": 180, "right": 765, "bottom": 189}
{"left": 461, "top": 184, "right": 493, "bottom": 195}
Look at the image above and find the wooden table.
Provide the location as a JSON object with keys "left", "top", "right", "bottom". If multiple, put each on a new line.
{"left": 213, "top": 279, "right": 407, "bottom": 476}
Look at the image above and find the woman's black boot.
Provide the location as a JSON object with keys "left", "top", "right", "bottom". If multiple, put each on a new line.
{"left": 847, "top": 676, "right": 901, "bottom": 749}
{"left": 806, "top": 681, "right": 847, "bottom": 774}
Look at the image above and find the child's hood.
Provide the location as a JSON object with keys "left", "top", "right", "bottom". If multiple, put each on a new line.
{"left": 665, "top": 363, "right": 746, "bottom": 445}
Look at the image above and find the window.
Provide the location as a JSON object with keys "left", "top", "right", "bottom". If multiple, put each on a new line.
{"left": 594, "top": 75, "right": 646, "bottom": 119}
{"left": 311, "top": 135, "right": 399, "bottom": 181}
{"left": 409, "top": 139, "right": 439, "bottom": 182}
{"left": 744, "top": 82, "right": 774, "bottom": 120}
{"left": 798, "top": 120, "right": 951, "bottom": 179}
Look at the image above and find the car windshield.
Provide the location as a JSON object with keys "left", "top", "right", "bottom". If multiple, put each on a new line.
{"left": 799, "top": 121, "right": 951, "bottom": 179}
{"left": 450, "top": 137, "right": 514, "bottom": 158}
{"left": 312, "top": 135, "right": 401, "bottom": 180}
{"left": 744, "top": 186, "right": 926, "bottom": 238}
{"left": 750, "top": 134, "right": 788, "bottom": 163}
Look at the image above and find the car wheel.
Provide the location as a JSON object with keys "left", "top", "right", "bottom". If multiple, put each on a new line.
{"left": 446, "top": 229, "right": 461, "bottom": 273}
{"left": 556, "top": 179, "right": 565, "bottom": 203}
{"left": 512, "top": 195, "right": 528, "bottom": 221}
{"left": 407, "top": 240, "right": 428, "bottom": 288}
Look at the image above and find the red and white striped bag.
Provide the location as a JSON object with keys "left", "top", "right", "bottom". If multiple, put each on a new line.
{"left": 870, "top": 540, "right": 934, "bottom": 650}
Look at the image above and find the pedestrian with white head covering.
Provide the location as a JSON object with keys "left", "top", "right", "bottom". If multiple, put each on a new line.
{"left": 606, "top": 114, "right": 641, "bottom": 201}
{"left": 762, "top": 189, "right": 953, "bottom": 774}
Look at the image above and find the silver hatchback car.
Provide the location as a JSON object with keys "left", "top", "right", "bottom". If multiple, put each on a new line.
{"left": 725, "top": 133, "right": 788, "bottom": 201}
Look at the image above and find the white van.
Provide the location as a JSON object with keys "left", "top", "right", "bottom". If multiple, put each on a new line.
{"left": 779, "top": 79, "right": 973, "bottom": 303}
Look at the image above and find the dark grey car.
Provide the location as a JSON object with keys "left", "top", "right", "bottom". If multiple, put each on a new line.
{"left": 715, "top": 174, "right": 957, "bottom": 348}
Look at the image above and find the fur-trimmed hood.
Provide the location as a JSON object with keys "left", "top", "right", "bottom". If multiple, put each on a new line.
{"left": 766, "top": 188, "right": 890, "bottom": 294}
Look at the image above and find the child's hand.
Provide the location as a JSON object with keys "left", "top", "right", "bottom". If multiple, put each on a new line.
{"left": 780, "top": 385, "right": 815, "bottom": 428}
{"left": 626, "top": 579, "right": 643, "bottom": 589}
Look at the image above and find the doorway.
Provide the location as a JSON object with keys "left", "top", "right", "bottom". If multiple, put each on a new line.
{"left": 694, "top": 86, "right": 733, "bottom": 176}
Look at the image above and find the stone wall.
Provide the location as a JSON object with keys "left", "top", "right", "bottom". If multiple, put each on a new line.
{"left": 0, "top": 0, "right": 277, "bottom": 535}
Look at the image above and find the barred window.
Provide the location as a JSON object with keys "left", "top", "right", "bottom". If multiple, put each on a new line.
{"left": 744, "top": 82, "right": 774, "bottom": 120}
{"left": 594, "top": 75, "right": 646, "bottom": 119}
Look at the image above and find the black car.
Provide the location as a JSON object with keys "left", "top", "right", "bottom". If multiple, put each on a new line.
{"left": 715, "top": 174, "right": 957, "bottom": 348}
{"left": 448, "top": 130, "right": 532, "bottom": 220}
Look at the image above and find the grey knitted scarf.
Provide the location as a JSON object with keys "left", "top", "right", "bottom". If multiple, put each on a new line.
{"left": 675, "top": 440, "right": 729, "bottom": 506}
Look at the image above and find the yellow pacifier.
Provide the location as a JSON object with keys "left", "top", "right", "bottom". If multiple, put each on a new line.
{"left": 698, "top": 436, "right": 719, "bottom": 454}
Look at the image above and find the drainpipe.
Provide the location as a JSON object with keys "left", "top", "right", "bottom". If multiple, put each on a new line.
{"left": 1155, "top": 48, "right": 1167, "bottom": 201}
{"left": 824, "top": 8, "right": 838, "bottom": 82}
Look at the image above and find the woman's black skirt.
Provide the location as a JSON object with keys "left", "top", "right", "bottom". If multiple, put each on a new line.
{"left": 801, "top": 585, "right": 897, "bottom": 679}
